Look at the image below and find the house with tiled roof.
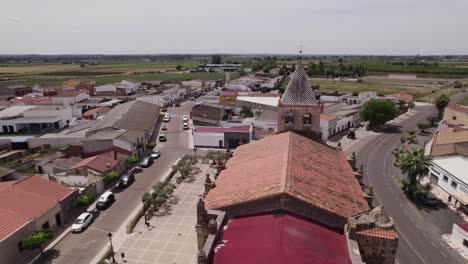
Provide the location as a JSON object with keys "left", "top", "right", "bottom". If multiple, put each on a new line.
{"left": 443, "top": 104, "right": 468, "bottom": 127}
{"left": 0, "top": 175, "right": 77, "bottom": 264}
{"left": 277, "top": 63, "right": 321, "bottom": 137}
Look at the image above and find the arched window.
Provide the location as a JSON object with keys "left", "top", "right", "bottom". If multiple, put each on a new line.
{"left": 303, "top": 113, "right": 312, "bottom": 125}
{"left": 285, "top": 112, "right": 294, "bottom": 124}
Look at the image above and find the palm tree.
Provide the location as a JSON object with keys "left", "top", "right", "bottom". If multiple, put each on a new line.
{"left": 397, "top": 148, "right": 432, "bottom": 195}
{"left": 406, "top": 130, "right": 418, "bottom": 144}
{"left": 426, "top": 115, "right": 439, "bottom": 127}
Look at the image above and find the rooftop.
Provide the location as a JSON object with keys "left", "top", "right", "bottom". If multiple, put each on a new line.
{"left": 194, "top": 125, "right": 251, "bottom": 134}
{"left": 0, "top": 175, "right": 75, "bottom": 240}
{"left": 236, "top": 96, "right": 280, "bottom": 107}
{"left": 432, "top": 155, "right": 468, "bottom": 184}
{"left": 356, "top": 227, "right": 397, "bottom": 240}
{"left": 447, "top": 103, "right": 468, "bottom": 113}
{"left": 0, "top": 105, "right": 35, "bottom": 119}
{"left": 83, "top": 106, "right": 111, "bottom": 117}
{"left": 281, "top": 64, "right": 318, "bottom": 105}
{"left": 70, "top": 154, "right": 119, "bottom": 173}
{"left": 205, "top": 131, "right": 369, "bottom": 219}
{"left": 213, "top": 213, "right": 350, "bottom": 264}
{"left": 320, "top": 114, "right": 336, "bottom": 121}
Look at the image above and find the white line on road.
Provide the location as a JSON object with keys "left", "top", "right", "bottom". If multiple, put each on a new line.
{"left": 415, "top": 224, "right": 421, "bottom": 229}
{"left": 396, "top": 228, "right": 429, "bottom": 264}
{"left": 440, "top": 251, "right": 447, "bottom": 258}
{"left": 423, "top": 232, "right": 429, "bottom": 238}
{"left": 431, "top": 242, "right": 437, "bottom": 247}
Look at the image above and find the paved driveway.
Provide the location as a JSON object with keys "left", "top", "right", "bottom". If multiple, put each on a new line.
{"left": 39, "top": 104, "right": 193, "bottom": 264}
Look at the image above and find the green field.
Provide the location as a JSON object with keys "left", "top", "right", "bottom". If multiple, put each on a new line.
{"left": 88, "top": 61, "right": 202, "bottom": 69}
{"left": 458, "top": 95, "right": 468, "bottom": 106}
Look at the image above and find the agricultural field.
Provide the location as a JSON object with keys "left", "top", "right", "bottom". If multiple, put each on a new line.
{"left": 457, "top": 95, "right": 468, "bottom": 106}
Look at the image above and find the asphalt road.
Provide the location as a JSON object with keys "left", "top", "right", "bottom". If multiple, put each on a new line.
{"left": 356, "top": 99, "right": 466, "bottom": 264}
{"left": 39, "top": 103, "right": 193, "bottom": 264}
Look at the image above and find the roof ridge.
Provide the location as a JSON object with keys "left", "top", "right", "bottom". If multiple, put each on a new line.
{"left": 281, "top": 132, "right": 294, "bottom": 193}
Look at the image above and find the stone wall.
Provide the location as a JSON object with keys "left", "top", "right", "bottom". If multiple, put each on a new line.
{"left": 277, "top": 105, "right": 321, "bottom": 134}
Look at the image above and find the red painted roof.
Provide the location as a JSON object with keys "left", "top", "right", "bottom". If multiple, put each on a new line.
{"left": 213, "top": 213, "right": 351, "bottom": 264}
{"left": 356, "top": 227, "right": 397, "bottom": 240}
{"left": 447, "top": 104, "right": 468, "bottom": 113}
{"left": 70, "top": 154, "right": 119, "bottom": 173}
{"left": 0, "top": 176, "right": 75, "bottom": 240}
{"left": 459, "top": 223, "right": 468, "bottom": 232}
{"left": 195, "top": 125, "right": 251, "bottom": 133}
{"left": 205, "top": 132, "right": 369, "bottom": 219}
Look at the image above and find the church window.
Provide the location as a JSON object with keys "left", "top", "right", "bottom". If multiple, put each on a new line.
{"left": 285, "top": 112, "right": 294, "bottom": 124}
{"left": 303, "top": 114, "right": 312, "bottom": 125}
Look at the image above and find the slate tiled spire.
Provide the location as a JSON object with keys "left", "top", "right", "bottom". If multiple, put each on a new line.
{"left": 281, "top": 63, "right": 318, "bottom": 105}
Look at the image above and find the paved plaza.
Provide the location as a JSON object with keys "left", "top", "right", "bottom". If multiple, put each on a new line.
{"left": 115, "top": 163, "right": 215, "bottom": 264}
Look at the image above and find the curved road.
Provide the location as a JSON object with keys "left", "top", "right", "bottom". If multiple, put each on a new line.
{"left": 356, "top": 99, "right": 466, "bottom": 264}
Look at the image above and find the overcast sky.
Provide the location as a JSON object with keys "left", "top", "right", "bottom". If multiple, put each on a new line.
{"left": 1, "top": 0, "right": 468, "bottom": 55}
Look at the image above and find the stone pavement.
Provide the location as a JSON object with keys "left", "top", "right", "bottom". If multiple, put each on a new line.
{"left": 114, "top": 163, "right": 215, "bottom": 264}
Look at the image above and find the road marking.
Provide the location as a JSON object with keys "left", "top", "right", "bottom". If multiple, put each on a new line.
{"left": 423, "top": 232, "right": 428, "bottom": 238}
{"left": 431, "top": 242, "right": 437, "bottom": 247}
{"left": 396, "top": 228, "right": 429, "bottom": 264}
{"left": 415, "top": 224, "right": 421, "bottom": 229}
{"left": 440, "top": 251, "right": 447, "bottom": 258}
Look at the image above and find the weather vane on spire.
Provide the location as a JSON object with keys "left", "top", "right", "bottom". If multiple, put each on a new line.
{"left": 297, "top": 41, "right": 304, "bottom": 63}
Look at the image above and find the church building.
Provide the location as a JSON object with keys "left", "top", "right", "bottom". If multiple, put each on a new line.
{"left": 277, "top": 62, "right": 321, "bottom": 137}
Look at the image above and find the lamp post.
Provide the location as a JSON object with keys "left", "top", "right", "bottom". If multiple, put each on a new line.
{"left": 193, "top": 146, "right": 198, "bottom": 158}
{"left": 107, "top": 232, "right": 116, "bottom": 264}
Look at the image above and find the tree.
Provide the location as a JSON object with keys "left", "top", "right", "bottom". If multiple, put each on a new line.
{"left": 360, "top": 99, "right": 398, "bottom": 130}
{"left": 74, "top": 194, "right": 94, "bottom": 207}
{"left": 211, "top": 55, "right": 222, "bottom": 64}
{"left": 417, "top": 123, "right": 430, "bottom": 134}
{"left": 426, "top": 115, "right": 439, "bottom": 127}
{"left": 434, "top": 94, "right": 449, "bottom": 118}
{"left": 22, "top": 229, "right": 53, "bottom": 254}
{"left": 104, "top": 170, "right": 120, "bottom": 184}
{"left": 406, "top": 130, "right": 418, "bottom": 144}
{"left": 239, "top": 107, "right": 253, "bottom": 117}
{"left": 146, "top": 142, "right": 157, "bottom": 149}
{"left": 126, "top": 156, "right": 139, "bottom": 164}
{"left": 172, "top": 158, "right": 193, "bottom": 178}
{"left": 176, "top": 65, "right": 183, "bottom": 71}
{"left": 395, "top": 148, "right": 432, "bottom": 195}
{"left": 408, "top": 101, "right": 415, "bottom": 111}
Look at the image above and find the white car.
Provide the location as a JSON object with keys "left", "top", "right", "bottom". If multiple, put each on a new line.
{"left": 151, "top": 150, "right": 161, "bottom": 159}
{"left": 163, "top": 116, "right": 170, "bottom": 122}
{"left": 183, "top": 122, "right": 189, "bottom": 130}
{"left": 164, "top": 113, "right": 171, "bottom": 118}
{"left": 182, "top": 115, "right": 189, "bottom": 122}
{"left": 71, "top": 212, "right": 93, "bottom": 233}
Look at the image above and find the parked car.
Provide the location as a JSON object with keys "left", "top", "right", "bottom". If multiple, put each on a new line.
{"left": 159, "top": 134, "right": 167, "bottom": 142}
{"left": 71, "top": 212, "right": 93, "bottom": 233}
{"left": 164, "top": 113, "right": 171, "bottom": 118}
{"left": 419, "top": 192, "right": 439, "bottom": 207}
{"left": 182, "top": 115, "right": 189, "bottom": 122}
{"left": 96, "top": 191, "right": 115, "bottom": 210}
{"left": 183, "top": 122, "right": 189, "bottom": 130}
{"left": 151, "top": 150, "right": 161, "bottom": 159}
{"left": 161, "top": 125, "right": 167, "bottom": 131}
{"left": 119, "top": 173, "right": 135, "bottom": 188}
{"left": 140, "top": 156, "right": 154, "bottom": 168}
{"left": 163, "top": 116, "right": 170, "bottom": 122}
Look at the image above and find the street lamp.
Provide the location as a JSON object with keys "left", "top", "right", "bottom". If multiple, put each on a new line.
{"left": 107, "top": 232, "right": 116, "bottom": 264}
{"left": 193, "top": 146, "right": 198, "bottom": 158}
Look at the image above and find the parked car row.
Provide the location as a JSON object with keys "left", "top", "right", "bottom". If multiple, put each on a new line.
{"left": 72, "top": 149, "right": 162, "bottom": 234}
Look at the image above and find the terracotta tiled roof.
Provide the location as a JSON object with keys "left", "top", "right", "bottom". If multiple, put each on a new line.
{"left": 433, "top": 130, "right": 468, "bottom": 145}
{"left": 0, "top": 208, "right": 31, "bottom": 241}
{"left": 356, "top": 227, "right": 397, "bottom": 240}
{"left": 0, "top": 176, "right": 75, "bottom": 240}
{"left": 447, "top": 104, "right": 468, "bottom": 113}
{"left": 205, "top": 131, "right": 369, "bottom": 219}
{"left": 320, "top": 114, "right": 336, "bottom": 121}
{"left": 70, "top": 154, "right": 119, "bottom": 173}
{"left": 83, "top": 106, "right": 111, "bottom": 117}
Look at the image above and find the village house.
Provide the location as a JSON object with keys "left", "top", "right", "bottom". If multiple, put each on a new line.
{"left": 442, "top": 104, "right": 468, "bottom": 127}
{"left": 0, "top": 105, "right": 73, "bottom": 134}
{"left": 51, "top": 89, "right": 90, "bottom": 106}
{"left": 192, "top": 103, "right": 228, "bottom": 126}
{"left": 0, "top": 175, "right": 77, "bottom": 264}
{"left": 193, "top": 125, "right": 253, "bottom": 149}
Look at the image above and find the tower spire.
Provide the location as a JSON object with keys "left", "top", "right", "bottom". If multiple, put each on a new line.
{"left": 297, "top": 41, "right": 304, "bottom": 64}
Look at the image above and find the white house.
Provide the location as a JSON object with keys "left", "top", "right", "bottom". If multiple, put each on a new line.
{"left": 449, "top": 223, "right": 468, "bottom": 254}
{"left": 320, "top": 114, "right": 337, "bottom": 141}
{"left": 116, "top": 80, "right": 141, "bottom": 94}
{"left": 0, "top": 105, "right": 73, "bottom": 133}
{"left": 51, "top": 91, "right": 90, "bottom": 106}
{"left": 429, "top": 155, "right": 468, "bottom": 206}
{"left": 193, "top": 125, "right": 253, "bottom": 149}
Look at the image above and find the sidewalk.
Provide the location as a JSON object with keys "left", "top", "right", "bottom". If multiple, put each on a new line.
{"left": 109, "top": 162, "right": 215, "bottom": 264}
{"left": 441, "top": 234, "right": 468, "bottom": 261}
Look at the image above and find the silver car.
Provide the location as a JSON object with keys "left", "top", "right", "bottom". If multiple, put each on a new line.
{"left": 71, "top": 212, "right": 93, "bottom": 233}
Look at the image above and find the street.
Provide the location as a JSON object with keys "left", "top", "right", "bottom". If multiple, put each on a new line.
{"left": 354, "top": 95, "right": 467, "bottom": 264}
{"left": 39, "top": 103, "right": 193, "bottom": 264}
